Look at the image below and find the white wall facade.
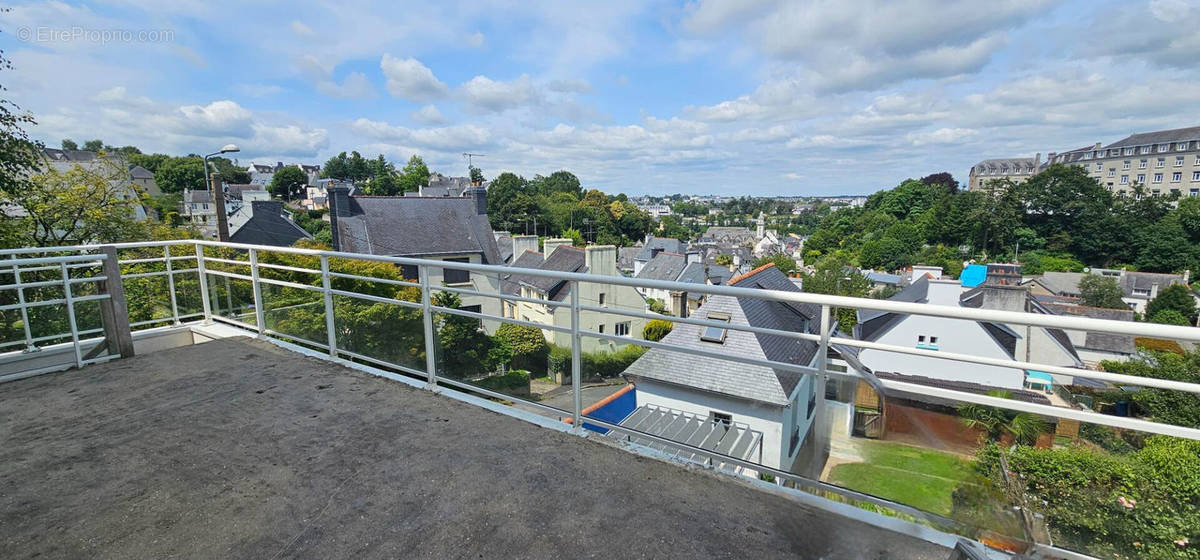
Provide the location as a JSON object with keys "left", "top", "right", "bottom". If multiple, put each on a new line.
{"left": 858, "top": 313, "right": 1025, "bottom": 389}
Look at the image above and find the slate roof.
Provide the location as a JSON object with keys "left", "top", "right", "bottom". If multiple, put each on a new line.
{"left": 228, "top": 201, "right": 312, "bottom": 248}
{"left": 617, "top": 246, "right": 640, "bottom": 272}
{"left": 501, "top": 250, "right": 545, "bottom": 296}
{"left": 1034, "top": 297, "right": 1137, "bottom": 355}
{"left": 1035, "top": 272, "right": 1085, "bottom": 296}
{"left": 865, "top": 271, "right": 902, "bottom": 285}
{"left": 636, "top": 252, "right": 688, "bottom": 282}
{"left": 875, "top": 371, "right": 1052, "bottom": 406}
{"left": 42, "top": 149, "right": 98, "bottom": 162}
{"left": 623, "top": 265, "right": 820, "bottom": 406}
{"left": 1120, "top": 271, "right": 1187, "bottom": 299}
{"left": 706, "top": 266, "right": 734, "bottom": 286}
{"left": 184, "top": 190, "right": 212, "bottom": 204}
{"left": 1104, "top": 125, "right": 1200, "bottom": 149}
{"left": 508, "top": 246, "right": 586, "bottom": 301}
{"left": 225, "top": 184, "right": 261, "bottom": 200}
{"left": 129, "top": 165, "right": 154, "bottom": 179}
{"left": 635, "top": 236, "right": 686, "bottom": 262}
{"left": 495, "top": 233, "right": 514, "bottom": 263}
{"left": 332, "top": 196, "right": 502, "bottom": 264}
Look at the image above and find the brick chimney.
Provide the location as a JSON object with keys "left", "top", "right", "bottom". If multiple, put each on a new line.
{"left": 585, "top": 245, "right": 617, "bottom": 276}
{"left": 328, "top": 185, "right": 351, "bottom": 251}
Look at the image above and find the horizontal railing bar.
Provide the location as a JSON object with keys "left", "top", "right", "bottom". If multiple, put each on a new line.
{"left": 117, "top": 256, "right": 170, "bottom": 265}
{"left": 209, "top": 314, "right": 258, "bottom": 331}
{"left": 0, "top": 254, "right": 107, "bottom": 267}
{"left": 203, "top": 256, "right": 251, "bottom": 266}
{"left": 0, "top": 328, "right": 105, "bottom": 349}
{"left": 328, "top": 288, "right": 424, "bottom": 310}
{"left": 256, "top": 276, "right": 324, "bottom": 292}
{"left": 427, "top": 304, "right": 573, "bottom": 335}
{"left": 327, "top": 271, "right": 420, "bottom": 289}
{"left": 203, "top": 269, "right": 255, "bottom": 282}
{"left": 882, "top": 379, "right": 1200, "bottom": 440}
{"left": 0, "top": 293, "right": 110, "bottom": 312}
{"left": 254, "top": 261, "right": 322, "bottom": 275}
{"left": 260, "top": 327, "right": 329, "bottom": 351}
{"left": 578, "top": 303, "right": 819, "bottom": 343}
{"left": 434, "top": 283, "right": 574, "bottom": 310}
{"left": 582, "top": 328, "right": 820, "bottom": 377}
{"left": 834, "top": 335, "right": 1200, "bottom": 394}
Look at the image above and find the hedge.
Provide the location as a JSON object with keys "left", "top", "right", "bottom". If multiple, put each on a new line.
{"left": 548, "top": 344, "right": 647, "bottom": 381}
{"left": 476, "top": 369, "right": 531, "bottom": 395}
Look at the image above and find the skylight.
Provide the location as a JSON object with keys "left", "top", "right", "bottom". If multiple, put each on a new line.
{"left": 700, "top": 312, "right": 731, "bottom": 343}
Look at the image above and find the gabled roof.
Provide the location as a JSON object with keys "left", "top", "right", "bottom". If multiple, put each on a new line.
{"left": 635, "top": 236, "right": 686, "bottom": 262}
{"left": 623, "top": 265, "right": 819, "bottom": 406}
{"left": 333, "top": 195, "right": 502, "bottom": 264}
{"left": 635, "top": 252, "right": 687, "bottom": 282}
{"left": 1104, "top": 125, "right": 1200, "bottom": 149}
{"left": 508, "top": 246, "right": 586, "bottom": 301}
{"left": 501, "top": 250, "right": 545, "bottom": 296}
{"left": 495, "top": 233, "right": 514, "bottom": 263}
{"left": 229, "top": 201, "right": 312, "bottom": 247}
{"left": 617, "top": 246, "right": 640, "bottom": 271}
{"left": 129, "top": 165, "right": 154, "bottom": 179}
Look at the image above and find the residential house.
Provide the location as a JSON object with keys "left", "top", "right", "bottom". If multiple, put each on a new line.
{"left": 1061, "top": 125, "right": 1200, "bottom": 197}
{"left": 502, "top": 239, "right": 648, "bottom": 353}
{"left": 902, "top": 264, "right": 943, "bottom": 285}
{"left": 634, "top": 251, "right": 709, "bottom": 316}
{"left": 633, "top": 235, "right": 687, "bottom": 276}
{"left": 967, "top": 154, "right": 1043, "bottom": 192}
{"left": 1033, "top": 295, "right": 1136, "bottom": 366}
{"left": 1031, "top": 269, "right": 1191, "bottom": 314}
{"left": 327, "top": 185, "right": 504, "bottom": 323}
{"left": 246, "top": 163, "right": 276, "bottom": 188}
{"left": 702, "top": 226, "right": 755, "bottom": 246}
{"left": 228, "top": 200, "right": 312, "bottom": 247}
{"left": 637, "top": 203, "right": 672, "bottom": 218}
{"left": 617, "top": 246, "right": 641, "bottom": 274}
{"left": 854, "top": 275, "right": 1083, "bottom": 393}
{"left": 418, "top": 173, "right": 475, "bottom": 197}
{"left": 621, "top": 264, "right": 828, "bottom": 477}
{"left": 129, "top": 165, "right": 161, "bottom": 197}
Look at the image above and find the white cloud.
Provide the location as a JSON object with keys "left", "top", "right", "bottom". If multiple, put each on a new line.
{"left": 411, "top": 105, "right": 448, "bottom": 125}
{"left": 290, "top": 21, "right": 316, "bottom": 38}
{"left": 546, "top": 79, "right": 593, "bottom": 94}
{"left": 176, "top": 100, "right": 254, "bottom": 136}
{"left": 380, "top": 54, "right": 449, "bottom": 102}
{"left": 906, "top": 127, "right": 978, "bottom": 146}
{"left": 350, "top": 118, "right": 493, "bottom": 151}
{"left": 459, "top": 74, "right": 540, "bottom": 113}
{"left": 249, "top": 123, "right": 329, "bottom": 157}
{"left": 467, "top": 31, "right": 486, "bottom": 48}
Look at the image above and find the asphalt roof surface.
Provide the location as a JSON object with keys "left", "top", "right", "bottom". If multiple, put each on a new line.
{"left": 0, "top": 338, "right": 948, "bottom": 559}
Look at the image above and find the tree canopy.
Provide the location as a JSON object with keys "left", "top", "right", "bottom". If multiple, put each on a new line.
{"left": 270, "top": 166, "right": 308, "bottom": 201}
{"left": 1079, "top": 275, "right": 1127, "bottom": 309}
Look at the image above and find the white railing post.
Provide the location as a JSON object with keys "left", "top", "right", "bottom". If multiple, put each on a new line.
{"left": 420, "top": 264, "right": 438, "bottom": 387}
{"left": 570, "top": 281, "right": 583, "bottom": 432}
{"left": 810, "top": 304, "right": 832, "bottom": 479}
{"left": 164, "top": 245, "right": 180, "bottom": 324}
{"left": 9, "top": 255, "right": 34, "bottom": 352}
{"left": 60, "top": 261, "right": 83, "bottom": 368}
{"left": 320, "top": 255, "right": 337, "bottom": 357}
{"left": 249, "top": 248, "right": 265, "bottom": 334}
{"left": 195, "top": 243, "right": 212, "bottom": 324}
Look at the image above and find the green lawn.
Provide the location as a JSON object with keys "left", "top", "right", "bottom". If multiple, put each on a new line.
{"left": 828, "top": 440, "right": 975, "bottom": 516}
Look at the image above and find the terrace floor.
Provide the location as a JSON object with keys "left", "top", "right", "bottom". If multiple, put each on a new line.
{"left": 1, "top": 337, "right": 949, "bottom": 559}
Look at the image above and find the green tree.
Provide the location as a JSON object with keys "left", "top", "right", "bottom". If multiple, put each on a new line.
{"left": 270, "top": 166, "right": 308, "bottom": 201}
{"left": 1079, "top": 275, "right": 1127, "bottom": 309}
{"left": 18, "top": 161, "right": 149, "bottom": 245}
{"left": 642, "top": 319, "right": 673, "bottom": 342}
{"left": 1103, "top": 350, "right": 1200, "bottom": 428}
{"left": 469, "top": 165, "right": 484, "bottom": 184}
{"left": 432, "top": 291, "right": 494, "bottom": 378}
{"left": 82, "top": 139, "right": 103, "bottom": 152}
{"left": 1149, "top": 309, "right": 1190, "bottom": 326}
{"left": 1146, "top": 284, "right": 1196, "bottom": 323}
{"left": 211, "top": 157, "right": 251, "bottom": 184}
{"left": 562, "top": 227, "right": 585, "bottom": 247}
{"left": 715, "top": 253, "right": 732, "bottom": 266}
{"left": 60, "top": 138, "right": 77, "bottom": 150}
{"left": 801, "top": 253, "right": 870, "bottom": 328}
{"left": 858, "top": 237, "right": 913, "bottom": 271}
{"left": 154, "top": 156, "right": 206, "bottom": 193}
{"left": 493, "top": 323, "right": 549, "bottom": 374}
{"left": 0, "top": 48, "right": 42, "bottom": 197}
{"left": 530, "top": 170, "right": 582, "bottom": 198}
{"left": 752, "top": 253, "right": 797, "bottom": 274}
{"left": 957, "top": 390, "right": 1047, "bottom": 445}
{"left": 396, "top": 154, "right": 431, "bottom": 193}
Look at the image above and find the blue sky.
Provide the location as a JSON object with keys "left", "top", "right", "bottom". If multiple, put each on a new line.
{"left": 2, "top": 0, "right": 1199, "bottom": 196}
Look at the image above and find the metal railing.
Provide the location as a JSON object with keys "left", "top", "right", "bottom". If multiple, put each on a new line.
{"left": 3, "top": 239, "right": 1200, "bottom": 557}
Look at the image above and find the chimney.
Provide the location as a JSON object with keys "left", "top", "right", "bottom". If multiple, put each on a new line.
{"left": 543, "top": 238, "right": 572, "bottom": 257}
{"left": 1094, "top": 142, "right": 1102, "bottom": 150}
{"left": 686, "top": 250, "right": 701, "bottom": 264}
{"left": 669, "top": 290, "right": 688, "bottom": 318}
{"left": 210, "top": 172, "right": 230, "bottom": 242}
{"left": 585, "top": 245, "right": 617, "bottom": 277}
{"left": 468, "top": 186, "right": 487, "bottom": 215}
{"left": 328, "top": 185, "right": 351, "bottom": 251}
{"left": 275, "top": 161, "right": 284, "bottom": 171}
{"left": 512, "top": 235, "right": 539, "bottom": 260}
{"left": 1034, "top": 152, "right": 1041, "bottom": 166}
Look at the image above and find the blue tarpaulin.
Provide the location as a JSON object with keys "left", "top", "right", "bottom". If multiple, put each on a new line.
{"left": 960, "top": 264, "right": 987, "bottom": 287}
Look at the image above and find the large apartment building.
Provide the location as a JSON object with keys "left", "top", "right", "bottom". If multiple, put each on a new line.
{"left": 972, "top": 125, "right": 1200, "bottom": 198}
{"left": 967, "top": 154, "right": 1042, "bottom": 191}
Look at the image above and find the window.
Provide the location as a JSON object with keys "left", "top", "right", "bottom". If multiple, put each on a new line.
{"left": 598, "top": 324, "right": 605, "bottom": 334}
{"left": 614, "top": 321, "right": 630, "bottom": 337}
{"left": 1107, "top": 168, "right": 1115, "bottom": 177}
{"left": 1139, "top": 159, "right": 1148, "bottom": 168}
{"left": 1195, "top": 155, "right": 1200, "bottom": 165}
{"left": 917, "top": 335, "right": 925, "bottom": 343}
{"left": 711, "top": 412, "right": 732, "bottom": 427}
{"left": 1137, "top": 174, "right": 1146, "bottom": 183}
{"left": 1173, "top": 172, "right": 1182, "bottom": 183}
{"left": 1178, "top": 142, "right": 1189, "bottom": 151}
{"left": 806, "top": 389, "right": 816, "bottom": 420}
{"left": 1154, "top": 173, "right": 1163, "bottom": 183}
{"left": 442, "top": 257, "right": 471, "bottom": 285}
{"left": 1123, "top": 160, "right": 1130, "bottom": 170}
{"left": 1177, "top": 156, "right": 1186, "bottom": 167}
{"left": 1191, "top": 189, "right": 1199, "bottom": 197}
{"left": 1157, "top": 158, "right": 1165, "bottom": 168}
{"left": 930, "top": 336, "right": 939, "bottom": 344}
{"left": 700, "top": 312, "right": 730, "bottom": 343}
{"left": 1140, "top": 146, "right": 1151, "bottom": 154}
{"left": 1159, "top": 144, "right": 1170, "bottom": 152}
{"left": 1120, "top": 175, "right": 1129, "bottom": 184}
{"left": 598, "top": 292, "right": 606, "bottom": 307}
{"left": 1094, "top": 162, "right": 1103, "bottom": 171}
{"left": 1193, "top": 171, "right": 1200, "bottom": 181}
{"left": 1124, "top": 148, "right": 1134, "bottom": 155}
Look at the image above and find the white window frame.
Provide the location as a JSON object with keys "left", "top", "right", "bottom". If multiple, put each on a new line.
{"left": 1172, "top": 172, "right": 1182, "bottom": 183}
{"left": 1176, "top": 156, "right": 1185, "bottom": 167}
{"left": 614, "top": 321, "right": 631, "bottom": 337}
{"left": 1120, "top": 175, "right": 1129, "bottom": 184}
{"left": 1153, "top": 173, "right": 1164, "bottom": 183}
{"left": 1123, "top": 160, "right": 1131, "bottom": 170}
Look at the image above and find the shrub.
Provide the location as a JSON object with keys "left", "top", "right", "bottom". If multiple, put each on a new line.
{"left": 494, "top": 323, "right": 549, "bottom": 374}
{"left": 547, "top": 344, "right": 648, "bottom": 381}
{"left": 642, "top": 319, "right": 673, "bottom": 342}
{"left": 1133, "top": 337, "right": 1184, "bottom": 354}
{"left": 477, "top": 369, "right": 530, "bottom": 395}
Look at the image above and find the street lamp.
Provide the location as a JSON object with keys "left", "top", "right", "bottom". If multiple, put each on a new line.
{"left": 201, "top": 144, "right": 239, "bottom": 242}
{"left": 202, "top": 144, "right": 240, "bottom": 190}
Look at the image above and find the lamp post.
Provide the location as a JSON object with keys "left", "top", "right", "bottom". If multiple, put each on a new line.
{"left": 202, "top": 144, "right": 239, "bottom": 241}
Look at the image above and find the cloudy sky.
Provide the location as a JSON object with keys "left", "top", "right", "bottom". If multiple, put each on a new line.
{"left": 2, "top": 0, "right": 1198, "bottom": 196}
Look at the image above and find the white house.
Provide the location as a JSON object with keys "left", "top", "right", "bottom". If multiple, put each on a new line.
{"left": 621, "top": 264, "right": 828, "bottom": 477}
{"left": 634, "top": 251, "right": 709, "bottom": 316}
{"left": 854, "top": 276, "right": 1084, "bottom": 392}
{"left": 246, "top": 163, "right": 275, "bottom": 188}
{"left": 503, "top": 240, "right": 649, "bottom": 353}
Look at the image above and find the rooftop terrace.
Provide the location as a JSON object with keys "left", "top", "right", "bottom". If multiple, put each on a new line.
{"left": 0, "top": 337, "right": 945, "bottom": 559}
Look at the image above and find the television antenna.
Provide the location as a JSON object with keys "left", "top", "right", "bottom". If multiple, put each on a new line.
{"left": 462, "top": 152, "right": 485, "bottom": 169}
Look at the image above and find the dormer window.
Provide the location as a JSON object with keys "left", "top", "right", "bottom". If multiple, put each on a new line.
{"left": 700, "top": 312, "right": 731, "bottom": 343}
